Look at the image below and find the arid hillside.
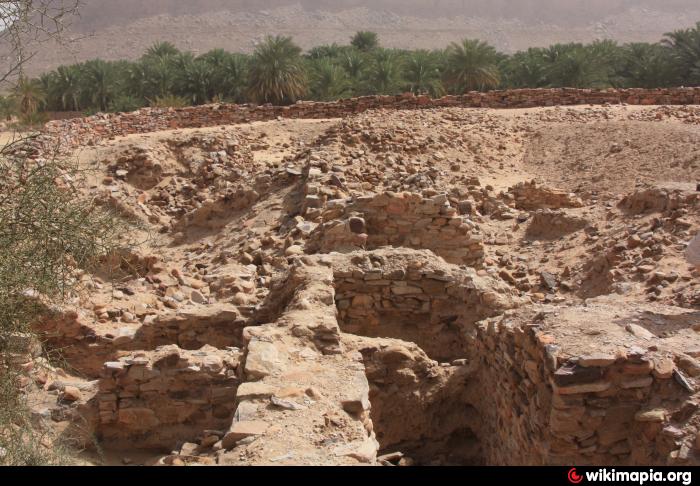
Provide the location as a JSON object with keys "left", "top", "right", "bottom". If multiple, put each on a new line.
{"left": 14, "top": 0, "right": 700, "bottom": 75}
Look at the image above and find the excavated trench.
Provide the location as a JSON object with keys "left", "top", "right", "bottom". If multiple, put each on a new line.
{"left": 38, "top": 249, "right": 534, "bottom": 465}
{"left": 356, "top": 341, "right": 483, "bottom": 465}
{"left": 333, "top": 262, "right": 497, "bottom": 465}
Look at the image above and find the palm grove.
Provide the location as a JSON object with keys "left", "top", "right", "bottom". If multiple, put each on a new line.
{"left": 3, "top": 23, "right": 700, "bottom": 123}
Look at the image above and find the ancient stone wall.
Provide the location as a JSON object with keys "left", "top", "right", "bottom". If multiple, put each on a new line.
{"left": 307, "top": 192, "right": 484, "bottom": 267}
{"left": 44, "top": 88, "right": 700, "bottom": 149}
{"left": 96, "top": 345, "right": 241, "bottom": 449}
{"left": 82, "top": 249, "right": 700, "bottom": 465}
{"left": 333, "top": 262, "right": 506, "bottom": 362}
{"left": 131, "top": 307, "right": 248, "bottom": 351}
{"left": 508, "top": 180, "right": 584, "bottom": 211}
{"left": 469, "top": 314, "right": 695, "bottom": 466}
{"left": 34, "top": 305, "right": 247, "bottom": 378}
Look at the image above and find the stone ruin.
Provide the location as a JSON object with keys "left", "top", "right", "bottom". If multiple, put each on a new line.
{"left": 35, "top": 246, "right": 700, "bottom": 466}
{"left": 12, "top": 89, "right": 700, "bottom": 466}
{"left": 306, "top": 192, "right": 484, "bottom": 268}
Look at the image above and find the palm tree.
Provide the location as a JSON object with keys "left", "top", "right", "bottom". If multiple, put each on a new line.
{"left": 38, "top": 73, "right": 57, "bottom": 111}
{"left": 663, "top": 22, "right": 700, "bottom": 85}
{"left": 403, "top": 50, "right": 445, "bottom": 96}
{"left": 177, "top": 58, "right": 215, "bottom": 105}
{"left": 198, "top": 48, "right": 228, "bottom": 68}
{"left": 144, "top": 41, "right": 180, "bottom": 61}
{"left": 501, "top": 48, "right": 549, "bottom": 88}
{"left": 81, "top": 59, "right": 117, "bottom": 111}
{"left": 124, "top": 61, "right": 146, "bottom": 101}
{"left": 52, "top": 65, "right": 83, "bottom": 111}
{"left": 219, "top": 53, "right": 249, "bottom": 103}
{"left": 351, "top": 31, "right": 379, "bottom": 52}
{"left": 247, "top": 36, "right": 308, "bottom": 105}
{"left": 0, "top": 95, "right": 16, "bottom": 120}
{"left": 444, "top": 39, "right": 500, "bottom": 93}
{"left": 143, "top": 57, "right": 178, "bottom": 100}
{"left": 309, "top": 59, "right": 351, "bottom": 101}
{"left": 588, "top": 39, "right": 624, "bottom": 87}
{"left": 199, "top": 50, "right": 249, "bottom": 102}
{"left": 363, "top": 49, "right": 404, "bottom": 95}
{"left": 307, "top": 43, "right": 346, "bottom": 60}
{"left": 109, "top": 95, "right": 144, "bottom": 113}
{"left": 171, "top": 51, "right": 196, "bottom": 72}
{"left": 618, "top": 43, "right": 679, "bottom": 88}
{"left": 544, "top": 43, "right": 611, "bottom": 88}
{"left": 12, "top": 76, "right": 46, "bottom": 115}
{"left": 170, "top": 52, "right": 195, "bottom": 99}
{"left": 339, "top": 49, "right": 367, "bottom": 95}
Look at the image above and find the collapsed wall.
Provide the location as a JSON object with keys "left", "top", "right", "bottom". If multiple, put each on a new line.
{"left": 27, "top": 91, "right": 700, "bottom": 466}
{"left": 34, "top": 305, "right": 248, "bottom": 378}
{"left": 43, "top": 88, "right": 700, "bottom": 150}
{"left": 224, "top": 251, "right": 700, "bottom": 466}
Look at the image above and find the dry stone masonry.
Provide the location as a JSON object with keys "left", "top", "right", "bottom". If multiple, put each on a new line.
{"left": 307, "top": 192, "right": 484, "bottom": 267}
{"left": 15, "top": 90, "right": 700, "bottom": 466}
{"left": 96, "top": 345, "right": 241, "bottom": 449}
{"left": 44, "top": 88, "right": 700, "bottom": 150}
{"left": 469, "top": 304, "right": 700, "bottom": 465}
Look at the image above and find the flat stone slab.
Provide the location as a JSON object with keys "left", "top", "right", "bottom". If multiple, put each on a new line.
{"left": 221, "top": 420, "right": 269, "bottom": 449}
{"left": 236, "top": 382, "right": 276, "bottom": 400}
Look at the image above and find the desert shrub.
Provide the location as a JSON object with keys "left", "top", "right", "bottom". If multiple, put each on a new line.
{"left": 0, "top": 137, "right": 128, "bottom": 464}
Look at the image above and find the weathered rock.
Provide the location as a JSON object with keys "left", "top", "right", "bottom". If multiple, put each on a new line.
{"left": 578, "top": 353, "right": 616, "bottom": 368}
{"left": 340, "top": 372, "right": 371, "bottom": 414}
{"left": 236, "top": 382, "right": 276, "bottom": 400}
{"left": 221, "top": 421, "right": 268, "bottom": 449}
{"left": 626, "top": 324, "right": 655, "bottom": 340}
{"left": 635, "top": 409, "right": 667, "bottom": 422}
{"left": 244, "top": 340, "right": 283, "bottom": 380}
{"left": 285, "top": 245, "right": 304, "bottom": 256}
{"left": 677, "top": 355, "right": 700, "bottom": 377}
{"left": 61, "top": 385, "right": 82, "bottom": 402}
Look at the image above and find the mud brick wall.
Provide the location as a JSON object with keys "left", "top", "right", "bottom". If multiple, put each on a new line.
{"left": 96, "top": 345, "right": 241, "bottom": 449}
{"left": 470, "top": 316, "right": 697, "bottom": 466}
{"left": 308, "top": 192, "right": 484, "bottom": 267}
{"left": 43, "top": 88, "right": 700, "bottom": 150}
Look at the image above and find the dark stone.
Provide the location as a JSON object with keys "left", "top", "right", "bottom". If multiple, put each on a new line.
{"left": 349, "top": 216, "right": 366, "bottom": 234}
{"left": 153, "top": 350, "right": 181, "bottom": 369}
{"left": 329, "top": 174, "right": 345, "bottom": 188}
{"left": 457, "top": 200, "right": 473, "bottom": 215}
{"left": 540, "top": 271, "right": 558, "bottom": 290}
{"left": 673, "top": 369, "right": 695, "bottom": 393}
{"left": 387, "top": 269, "right": 406, "bottom": 280}
{"left": 553, "top": 363, "right": 604, "bottom": 386}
